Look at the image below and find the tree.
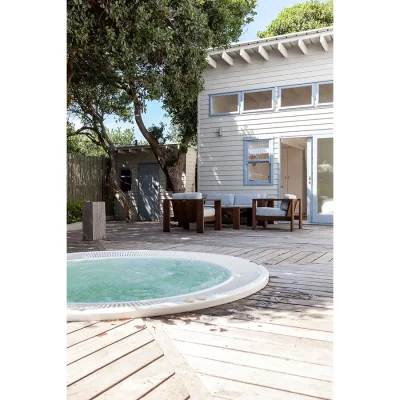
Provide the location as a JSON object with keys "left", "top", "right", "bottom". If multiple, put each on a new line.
{"left": 68, "top": 0, "right": 257, "bottom": 195}
{"left": 67, "top": 80, "right": 137, "bottom": 221}
{"left": 67, "top": 125, "right": 135, "bottom": 156}
{"left": 257, "top": 0, "right": 333, "bottom": 38}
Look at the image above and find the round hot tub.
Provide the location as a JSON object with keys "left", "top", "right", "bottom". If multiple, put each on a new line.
{"left": 67, "top": 250, "right": 269, "bottom": 321}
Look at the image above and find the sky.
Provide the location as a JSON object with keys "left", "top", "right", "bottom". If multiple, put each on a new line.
{"left": 99, "top": 0, "right": 300, "bottom": 141}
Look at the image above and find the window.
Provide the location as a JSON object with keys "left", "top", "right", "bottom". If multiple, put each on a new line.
{"left": 244, "top": 139, "right": 273, "bottom": 185}
{"left": 243, "top": 89, "right": 273, "bottom": 112}
{"left": 120, "top": 168, "right": 132, "bottom": 192}
{"left": 318, "top": 82, "right": 333, "bottom": 104}
{"left": 210, "top": 93, "right": 239, "bottom": 115}
{"left": 280, "top": 84, "right": 313, "bottom": 108}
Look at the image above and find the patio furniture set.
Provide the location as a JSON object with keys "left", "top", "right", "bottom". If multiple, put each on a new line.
{"left": 163, "top": 193, "right": 302, "bottom": 233}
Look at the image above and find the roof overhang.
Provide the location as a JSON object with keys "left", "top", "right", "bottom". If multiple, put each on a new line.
{"left": 206, "top": 27, "right": 333, "bottom": 68}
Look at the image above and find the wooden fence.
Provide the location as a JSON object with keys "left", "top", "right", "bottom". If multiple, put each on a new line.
{"left": 67, "top": 154, "right": 113, "bottom": 214}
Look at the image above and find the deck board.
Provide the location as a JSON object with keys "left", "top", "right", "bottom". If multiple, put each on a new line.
{"left": 67, "top": 221, "right": 333, "bottom": 399}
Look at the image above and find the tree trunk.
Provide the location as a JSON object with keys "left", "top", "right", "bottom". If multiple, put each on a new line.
{"left": 134, "top": 101, "right": 189, "bottom": 194}
{"left": 67, "top": 49, "right": 77, "bottom": 108}
{"left": 108, "top": 152, "right": 136, "bottom": 222}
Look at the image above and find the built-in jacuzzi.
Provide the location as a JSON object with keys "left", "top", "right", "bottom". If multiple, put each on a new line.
{"left": 67, "top": 250, "right": 269, "bottom": 321}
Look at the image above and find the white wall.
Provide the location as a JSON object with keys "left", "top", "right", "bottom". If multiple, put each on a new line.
{"left": 198, "top": 42, "right": 333, "bottom": 196}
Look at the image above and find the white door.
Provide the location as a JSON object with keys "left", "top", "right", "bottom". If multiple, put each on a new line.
{"left": 311, "top": 136, "right": 333, "bottom": 224}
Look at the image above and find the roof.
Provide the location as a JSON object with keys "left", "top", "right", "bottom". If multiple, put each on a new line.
{"left": 115, "top": 143, "right": 196, "bottom": 155}
{"left": 206, "top": 26, "right": 333, "bottom": 68}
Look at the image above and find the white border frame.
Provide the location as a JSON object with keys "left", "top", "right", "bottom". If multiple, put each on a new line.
{"left": 67, "top": 250, "right": 269, "bottom": 321}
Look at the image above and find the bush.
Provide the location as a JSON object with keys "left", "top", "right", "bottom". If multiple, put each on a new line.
{"left": 67, "top": 200, "right": 84, "bottom": 224}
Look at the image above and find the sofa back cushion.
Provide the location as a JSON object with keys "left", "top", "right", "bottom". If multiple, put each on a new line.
{"left": 172, "top": 192, "right": 202, "bottom": 200}
{"left": 234, "top": 193, "right": 267, "bottom": 206}
{"left": 204, "top": 193, "right": 234, "bottom": 207}
{"left": 280, "top": 193, "right": 297, "bottom": 211}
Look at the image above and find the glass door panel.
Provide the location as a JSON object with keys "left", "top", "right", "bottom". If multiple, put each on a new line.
{"left": 312, "top": 136, "right": 333, "bottom": 224}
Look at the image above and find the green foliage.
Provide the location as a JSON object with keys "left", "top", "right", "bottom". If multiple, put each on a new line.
{"left": 67, "top": 0, "right": 257, "bottom": 147}
{"left": 258, "top": 0, "right": 333, "bottom": 38}
{"left": 67, "top": 122, "right": 135, "bottom": 156}
{"left": 67, "top": 200, "right": 84, "bottom": 224}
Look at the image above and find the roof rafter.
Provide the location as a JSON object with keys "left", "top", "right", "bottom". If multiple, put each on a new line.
{"left": 221, "top": 51, "right": 233, "bottom": 66}
{"left": 320, "top": 35, "right": 328, "bottom": 51}
{"left": 239, "top": 49, "right": 251, "bottom": 64}
{"left": 257, "top": 46, "right": 269, "bottom": 61}
{"left": 278, "top": 43, "right": 288, "bottom": 58}
{"left": 206, "top": 55, "right": 216, "bottom": 68}
{"left": 298, "top": 39, "right": 308, "bottom": 55}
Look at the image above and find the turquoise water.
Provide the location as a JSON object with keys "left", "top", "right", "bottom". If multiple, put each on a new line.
{"left": 67, "top": 257, "right": 231, "bottom": 303}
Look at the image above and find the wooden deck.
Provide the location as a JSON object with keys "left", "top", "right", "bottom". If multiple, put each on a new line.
{"left": 67, "top": 221, "right": 333, "bottom": 399}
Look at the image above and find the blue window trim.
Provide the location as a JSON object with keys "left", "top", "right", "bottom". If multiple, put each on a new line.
{"left": 278, "top": 83, "right": 314, "bottom": 110}
{"left": 241, "top": 87, "right": 275, "bottom": 114}
{"left": 208, "top": 80, "right": 333, "bottom": 117}
{"left": 209, "top": 91, "right": 240, "bottom": 116}
{"left": 243, "top": 138, "right": 274, "bottom": 186}
{"left": 315, "top": 80, "right": 334, "bottom": 107}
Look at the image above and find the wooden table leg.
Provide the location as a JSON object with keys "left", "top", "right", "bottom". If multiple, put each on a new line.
{"left": 247, "top": 209, "right": 252, "bottom": 226}
{"left": 163, "top": 199, "right": 171, "bottom": 232}
{"left": 232, "top": 208, "right": 240, "bottom": 229}
{"left": 267, "top": 200, "right": 274, "bottom": 224}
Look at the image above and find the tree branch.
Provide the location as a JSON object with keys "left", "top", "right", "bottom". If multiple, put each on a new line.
{"left": 134, "top": 100, "right": 159, "bottom": 148}
{"left": 67, "top": 125, "right": 97, "bottom": 137}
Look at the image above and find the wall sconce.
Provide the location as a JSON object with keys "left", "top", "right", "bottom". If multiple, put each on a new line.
{"left": 218, "top": 127, "right": 223, "bottom": 137}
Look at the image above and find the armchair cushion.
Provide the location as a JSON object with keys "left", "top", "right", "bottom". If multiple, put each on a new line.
{"left": 204, "top": 207, "right": 216, "bottom": 217}
{"left": 256, "top": 207, "right": 287, "bottom": 217}
{"left": 280, "top": 194, "right": 297, "bottom": 211}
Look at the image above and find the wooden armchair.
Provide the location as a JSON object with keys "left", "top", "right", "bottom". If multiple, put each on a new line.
{"left": 252, "top": 194, "right": 302, "bottom": 232}
{"left": 163, "top": 193, "right": 222, "bottom": 233}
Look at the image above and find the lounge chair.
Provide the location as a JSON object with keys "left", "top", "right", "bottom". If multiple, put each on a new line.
{"left": 252, "top": 194, "right": 302, "bottom": 232}
{"left": 163, "top": 193, "right": 222, "bottom": 233}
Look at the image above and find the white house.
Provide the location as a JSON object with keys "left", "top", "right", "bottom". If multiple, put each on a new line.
{"left": 198, "top": 27, "right": 333, "bottom": 224}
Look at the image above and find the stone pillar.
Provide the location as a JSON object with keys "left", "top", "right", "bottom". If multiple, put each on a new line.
{"left": 82, "top": 202, "right": 106, "bottom": 241}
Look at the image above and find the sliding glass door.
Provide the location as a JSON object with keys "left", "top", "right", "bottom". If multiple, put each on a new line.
{"left": 311, "top": 136, "right": 333, "bottom": 224}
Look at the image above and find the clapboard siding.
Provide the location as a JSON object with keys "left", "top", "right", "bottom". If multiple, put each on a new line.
{"left": 198, "top": 40, "right": 333, "bottom": 197}
{"left": 114, "top": 147, "right": 197, "bottom": 220}
{"left": 185, "top": 147, "right": 197, "bottom": 192}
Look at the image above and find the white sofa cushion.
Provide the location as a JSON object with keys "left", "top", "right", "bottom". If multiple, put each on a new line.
{"left": 204, "top": 193, "right": 234, "bottom": 206}
{"left": 172, "top": 192, "right": 202, "bottom": 200}
{"left": 256, "top": 207, "right": 287, "bottom": 217}
{"left": 234, "top": 193, "right": 267, "bottom": 206}
{"left": 204, "top": 207, "right": 215, "bottom": 217}
{"left": 280, "top": 193, "right": 297, "bottom": 211}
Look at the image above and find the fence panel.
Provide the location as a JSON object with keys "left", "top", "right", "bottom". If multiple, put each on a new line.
{"left": 67, "top": 154, "right": 113, "bottom": 214}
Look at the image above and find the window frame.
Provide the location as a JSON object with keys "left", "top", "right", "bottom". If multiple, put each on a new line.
{"left": 119, "top": 168, "right": 132, "bottom": 192}
{"left": 243, "top": 138, "right": 274, "bottom": 186}
{"left": 209, "top": 91, "right": 240, "bottom": 116}
{"left": 278, "top": 83, "right": 315, "bottom": 110}
{"left": 241, "top": 87, "right": 275, "bottom": 114}
{"left": 316, "top": 80, "right": 334, "bottom": 107}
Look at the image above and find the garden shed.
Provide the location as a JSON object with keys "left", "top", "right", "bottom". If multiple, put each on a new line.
{"left": 114, "top": 144, "right": 197, "bottom": 221}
